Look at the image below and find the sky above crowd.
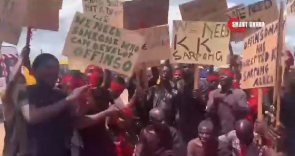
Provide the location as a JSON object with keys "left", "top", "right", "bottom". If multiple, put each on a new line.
{"left": 4, "top": 0, "right": 295, "bottom": 60}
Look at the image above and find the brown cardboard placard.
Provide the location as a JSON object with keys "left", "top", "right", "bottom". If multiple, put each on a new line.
{"left": 0, "top": 0, "right": 27, "bottom": 44}
{"left": 123, "top": 0, "right": 169, "bottom": 30}
{"left": 179, "top": 0, "right": 228, "bottom": 21}
{"left": 227, "top": 0, "right": 279, "bottom": 42}
{"left": 240, "top": 21, "right": 278, "bottom": 89}
{"left": 23, "top": 0, "right": 61, "bottom": 31}
{"left": 82, "top": 0, "right": 123, "bottom": 28}
{"left": 170, "top": 21, "right": 230, "bottom": 66}
{"left": 136, "top": 25, "right": 170, "bottom": 64}
{"left": 62, "top": 12, "right": 144, "bottom": 77}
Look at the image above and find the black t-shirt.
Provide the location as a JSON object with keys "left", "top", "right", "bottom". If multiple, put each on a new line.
{"left": 27, "top": 84, "right": 73, "bottom": 156}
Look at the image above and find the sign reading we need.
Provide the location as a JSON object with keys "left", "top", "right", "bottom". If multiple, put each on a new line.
{"left": 171, "top": 20, "right": 230, "bottom": 66}
{"left": 62, "top": 12, "right": 144, "bottom": 76}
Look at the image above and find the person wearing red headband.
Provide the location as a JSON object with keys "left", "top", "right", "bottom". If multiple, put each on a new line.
{"left": 206, "top": 69, "right": 250, "bottom": 135}
{"left": 173, "top": 68, "right": 183, "bottom": 82}
{"left": 85, "top": 65, "right": 104, "bottom": 76}
{"left": 206, "top": 71, "right": 219, "bottom": 92}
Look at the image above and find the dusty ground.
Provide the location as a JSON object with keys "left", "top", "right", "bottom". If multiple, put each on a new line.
{"left": 0, "top": 123, "right": 4, "bottom": 155}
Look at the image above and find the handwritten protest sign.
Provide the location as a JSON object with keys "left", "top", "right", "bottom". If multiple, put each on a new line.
{"left": 62, "top": 12, "right": 144, "bottom": 76}
{"left": 137, "top": 25, "right": 170, "bottom": 64}
{"left": 287, "top": 0, "right": 295, "bottom": 15}
{"left": 201, "top": 4, "right": 244, "bottom": 22}
{"left": 240, "top": 21, "right": 278, "bottom": 89}
{"left": 83, "top": 0, "right": 122, "bottom": 7}
{"left": 123, "top": 0, "right": 169, "bottom": 30}
{"left": 171, "top": 21, "right": 230, "bottom": 66}
{"left": 23, "top": 0, "right": 61, "bottom": 31}
{"left": 179, "top": 0, "right": 228, "bottom": 21}
{"left": 82, "top": 0, "right": 123, "bottom": 27}
{"left": 227, "top": 0, "right": 279, "bottom": 41}
{"left": 0, "top": 0, "right": 27, "bottom": 44}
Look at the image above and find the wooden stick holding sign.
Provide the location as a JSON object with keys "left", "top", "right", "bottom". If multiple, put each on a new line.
{"left": 142, "top": 63, "right": 148, "bottom": 89}
{"left": 194, "top": 66, "right": 200, "bottom": 89}
{"left": 274, "top": 0, "right": 285, "bottom": 128}
{"left": 229, "top": 43, "right": 234, "bottom": 70}
{"left": 258, "top": 88, "right": 263, "bottom": 120}
{"left": 258, "top": 88, "right": 263, "bottom": 145}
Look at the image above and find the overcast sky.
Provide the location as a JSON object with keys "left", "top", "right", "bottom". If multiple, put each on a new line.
{"left": 3, "top": 0, "right": 295, "bottom": 60}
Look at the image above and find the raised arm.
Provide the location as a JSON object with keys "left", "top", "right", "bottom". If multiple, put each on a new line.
{"left": 206, "top": 90, "right": 217, "bottom": 116}
{"left": 74, "top": 105, "right": 119, "bottom": 129}
{"left": 2, "top": 47, "right": 30, "bottom": 122}
{"left": 21, "top": 85, "right": 88, "bottom": 124}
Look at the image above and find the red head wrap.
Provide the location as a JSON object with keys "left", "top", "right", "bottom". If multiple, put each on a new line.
{"left": 61, "top": 74, "right": 86, "bottom": 92}
{"left": 87, "top": 71, "right": 104, "bottom": 89}
{"left": 110, "top": 76, "right": 126, "bottom": 92}
{"left": 85, "top": 65, "right": 103, "bottom": 75}
{"left": 206, "top": 72, "right": 219, "bottom": 81}
{"left": 61, "top": 74, "right": 88, "bottom": 107}
{"left": 221, "top": 69, "right": 234, "bottom": 78}
{"left": 173, "top": 69, "right": 182, "bottom": 76}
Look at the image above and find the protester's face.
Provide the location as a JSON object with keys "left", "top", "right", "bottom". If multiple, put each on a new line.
{"left": 236, "top": 129, "right": 254, "bottom": 145}
{"left": 198, "top": 126, "right": 213, "bottom": 143}
{"left": 161, "top": 66, "right": 171, "bottom": 80}
{"left": 219, "top": 74, "right": 232, "bottom": 86}
{"left": 173, "top": 72, "right": 182, "bottom": 81}
{"left": 36, "top": 60, "right": 59, "bottom": 87}
{"left": 149, "top": 112, "right": 166, "bottom": 130}
{"left": 150, "top": 118, "right": 166, "bottom": 130}
{"left": 182, "top": 65, "right": 191, "bottom": 75}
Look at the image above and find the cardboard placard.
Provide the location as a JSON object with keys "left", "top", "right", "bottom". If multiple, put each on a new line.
{"left": 287, "top": 0, "right": 295, "bottom": 15}
{"left": 67, "top": 57, "right": 89, "bottom": 72}
{"left": 23, "top": 0, "right": 61, "bottom": 31}
{"left": 0, "top": 0, "right": 27, "bottom": 44}
{"left": 170, "top": 21, "right": 230, "bottom": 66}
{"left": 240, "top": 21, "right": 278, "bottom": 89}
{"left": 123, "top": 0, "right": 169, "bottom": 30}
{"left": 83, "top": 0, "right": 123, "bottom": 7}
{"left": 62, "top": 12, "right": 144, "bottom": 77}
{"left": 201, "top": 4, "right": 244, "bottom": 22}
{"left": 82, "top": 0, "right": 123, "bottom": 27}
{"left": 136, "top": 25, "right": 170, "bottom": 64}
{"left": 179, "top": 0, "right": 228, "bottom": 21}
{"left": 227, "top": 0, "right": 279, "bottom": 42}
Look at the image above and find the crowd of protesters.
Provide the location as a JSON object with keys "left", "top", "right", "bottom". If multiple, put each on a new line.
{"left": 2, "top": 47, "right": 293, "bottom": 156}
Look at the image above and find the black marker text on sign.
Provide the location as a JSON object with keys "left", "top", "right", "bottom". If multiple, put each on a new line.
{"left": 68, "top": 13, "right": 140, "bottom": 73}
{"left": 240, "top": 21, "right": 278, "bottom": 89}
{"left": 172, "top": 21, "right": 230, "bottom": 66}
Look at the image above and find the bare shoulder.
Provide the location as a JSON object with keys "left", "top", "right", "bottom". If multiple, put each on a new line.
{"left": 188, "top": 138, "right": 201, "bottom": 148}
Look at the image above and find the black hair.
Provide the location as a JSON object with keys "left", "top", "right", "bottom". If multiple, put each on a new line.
{"left": 32, "top": 53, "right": 59, "bottom": 71}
